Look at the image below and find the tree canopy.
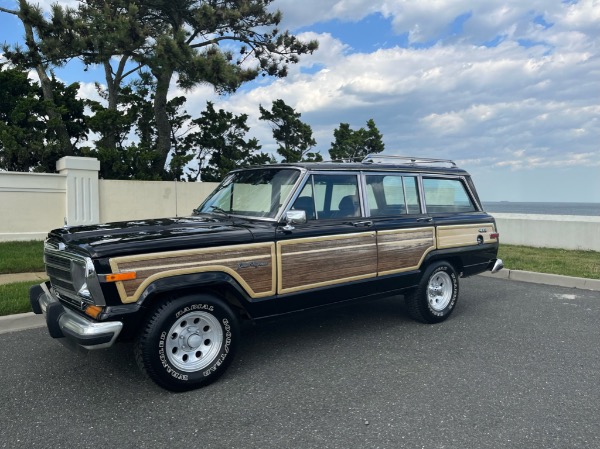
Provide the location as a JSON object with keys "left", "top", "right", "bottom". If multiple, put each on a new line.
{"left": 181, "top": 101, "right": 269, "bottom": 182}
{"left": 0, "top": 0, "right": 318, "bottom": 179}
{"left": 329, "top": 119, "right": 385, "bottom": 162}
{"left": 0, "top": 64, "right": 87, "bottom": 172}
{"left": 259, "top": 99, "right": 321, "bottom": 163}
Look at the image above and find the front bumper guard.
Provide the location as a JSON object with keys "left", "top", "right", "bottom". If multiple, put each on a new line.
{"left": 29, "top": 282, "right": 123, "bottom": 350}
{"left": 489, "top": 258, "right": 504, "bottom": 274}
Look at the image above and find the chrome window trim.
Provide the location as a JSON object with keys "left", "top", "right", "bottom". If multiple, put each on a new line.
{"left": 417, "top": 175, "right": 427, "bottom": 214}
{"left": 273, "top": 167, "right": 309, "bottom": 222}
{"left": 279, "top": 169, "right": 312, "bottom": 221}
{"left": 401, "top": 177, "right": 409, "bottom": 215}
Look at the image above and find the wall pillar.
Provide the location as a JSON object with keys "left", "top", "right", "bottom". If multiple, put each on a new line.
{"left": 56, "top": 156, "right": 100, "bottom": 226}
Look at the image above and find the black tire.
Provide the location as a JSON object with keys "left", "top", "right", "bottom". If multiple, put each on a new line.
{"left": 134, "top": 294, "right": 239, "bottom": 392}
{"left": 405, "top": 261, "right": 459, "bottom": 324}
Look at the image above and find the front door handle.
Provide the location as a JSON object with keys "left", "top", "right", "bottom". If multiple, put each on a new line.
{"left": 417, "top": 217, "right": 433, "bottom": 223}
{"left": 352, "top": 220, "right": 373, "bottom": 227}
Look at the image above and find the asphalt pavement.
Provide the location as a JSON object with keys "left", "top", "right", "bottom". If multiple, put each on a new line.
{"left": 1, "top": 276, "right": 599, "bottom": 449}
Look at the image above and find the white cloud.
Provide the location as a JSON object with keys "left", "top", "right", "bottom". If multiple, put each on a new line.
{"left": 560, "top": 0, "right": 600, "bottom": 31}
{"left": 196, "top": 26, "right": 599, "bottom": 166}
{"left": 77, "top": 82, "right": 103, "bottom": 104}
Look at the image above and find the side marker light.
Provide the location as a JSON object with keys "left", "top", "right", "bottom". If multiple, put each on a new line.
{"left": 104, "top": 272, "right": 137, "bottom": 282}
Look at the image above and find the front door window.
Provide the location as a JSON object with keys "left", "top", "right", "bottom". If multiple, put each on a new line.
{"left": 292, "top": 174, "right": 361, "bottom": 219}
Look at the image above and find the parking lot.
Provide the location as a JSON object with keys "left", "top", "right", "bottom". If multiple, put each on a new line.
{"left": 1, "top": 276, "right": 599, "bottom": 449}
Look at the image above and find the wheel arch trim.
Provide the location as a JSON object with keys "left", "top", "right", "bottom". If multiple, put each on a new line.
{"left": 136, "top": 271, "right": 255, "bottom": 312}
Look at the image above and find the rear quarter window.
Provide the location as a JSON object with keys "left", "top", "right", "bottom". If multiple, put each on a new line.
{"left": 422, "top": 178, "right": 476, "bottom": 214}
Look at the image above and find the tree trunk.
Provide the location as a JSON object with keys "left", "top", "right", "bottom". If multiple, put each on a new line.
{"left": 102, "top": 61, "right": 118, "bottom": 152}
{"left": 153, "top": 67, "right": 174, "bottom": 175}
{"left": 24, "top": 22, "right": 73, "bottom": 156}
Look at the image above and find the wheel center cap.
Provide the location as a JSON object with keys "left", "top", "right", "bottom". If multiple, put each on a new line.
{"left": 187, "top": 334, "right": 202, "bottom": 348}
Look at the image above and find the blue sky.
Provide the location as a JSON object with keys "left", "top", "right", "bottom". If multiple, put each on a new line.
{"left": 1, "top": 0, "right": 599, "bottom": 202}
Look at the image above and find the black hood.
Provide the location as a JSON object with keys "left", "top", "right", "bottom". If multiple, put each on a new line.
{"left": 48, "top": 215, "right": 258, "bottom": 258}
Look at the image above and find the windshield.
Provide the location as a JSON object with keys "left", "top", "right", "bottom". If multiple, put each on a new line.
{"left": 196, "top": 168, "right": 302, "bottom": 220}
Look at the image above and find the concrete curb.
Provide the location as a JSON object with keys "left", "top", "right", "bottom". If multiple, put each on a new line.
{"left": 0, "top": 312, "right": 45, "bottom": 335}
{"left": 479, "top": 270, "right": 600, "bottom": 291}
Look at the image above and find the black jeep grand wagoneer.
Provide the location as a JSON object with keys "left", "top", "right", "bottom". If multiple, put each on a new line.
{"left": 31, "top": 155, "right": 503, "bottom": 391}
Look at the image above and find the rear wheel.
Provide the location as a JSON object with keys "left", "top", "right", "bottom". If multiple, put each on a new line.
{"left": 405, "top": 261, "right": 459, "bottom": 323}
{"left": 135, "top": 294, "right": 239, "bottom": 392}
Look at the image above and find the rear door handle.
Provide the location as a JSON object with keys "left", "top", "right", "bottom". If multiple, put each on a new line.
{"left": 352, "top": 220, "right": 373, "bottom": 227}
{"left": 417, "top": 217, "right": 433, "bottom": 222}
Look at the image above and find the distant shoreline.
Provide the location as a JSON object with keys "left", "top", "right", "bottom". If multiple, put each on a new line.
{"left": 482, "top": 201, "right": 600, "bottom": 217}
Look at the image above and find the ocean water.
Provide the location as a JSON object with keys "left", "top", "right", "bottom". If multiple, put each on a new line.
{"left": 482, "top": 202, "right": 600, "bottom": 217}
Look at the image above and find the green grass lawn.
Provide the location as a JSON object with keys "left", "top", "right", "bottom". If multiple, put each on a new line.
{"left": 0, "top": 241, "right": 45, "bottom": 274}
{"left": 0, "top": 281, "right": 37, "bottom": 316}
{"left": 498, "top": 244, "right": 600, "bottom": 280}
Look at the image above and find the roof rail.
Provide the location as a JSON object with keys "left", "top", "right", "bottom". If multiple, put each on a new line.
{"left": 362, "top": 154, "right": 457, "bottom": 168}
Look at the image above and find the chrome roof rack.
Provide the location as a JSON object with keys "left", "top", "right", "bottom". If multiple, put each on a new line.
{"left": 362, "top": 154, "right": 457, "bottom": 168}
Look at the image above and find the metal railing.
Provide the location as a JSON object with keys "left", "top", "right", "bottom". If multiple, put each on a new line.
{"left": 361, "top": 154, "right": 457, "bottom": 168}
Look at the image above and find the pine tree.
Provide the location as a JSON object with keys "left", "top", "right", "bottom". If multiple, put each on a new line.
{"left": 329, "top": 119, "right": 385, "bottom": 161}
{"left": 259, "top": 99, "right": 321, "bottom": 163}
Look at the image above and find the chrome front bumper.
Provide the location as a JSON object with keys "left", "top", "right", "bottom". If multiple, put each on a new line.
{"left": 30, "top": 282, "right": 123, "bottom": 350}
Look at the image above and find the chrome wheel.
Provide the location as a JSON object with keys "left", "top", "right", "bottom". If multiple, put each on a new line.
{"left": 165, "top": 311, "right": 223, "bottom": 372}
{"left": 427, "top": 271, "right": 453, "bottom": 312}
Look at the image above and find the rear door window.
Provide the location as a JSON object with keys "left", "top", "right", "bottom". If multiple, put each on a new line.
{"left": 365, "top": 175, "right": 420, "bottom": 216}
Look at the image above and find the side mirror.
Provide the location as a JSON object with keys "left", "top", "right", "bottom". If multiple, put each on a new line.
{"left": 282, "top": 210, "right": 307, "bottom": 231}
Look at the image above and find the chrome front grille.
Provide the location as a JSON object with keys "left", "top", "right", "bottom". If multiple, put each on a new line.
{"left": 44, "top": 240, "right": 92, "bottom": 309}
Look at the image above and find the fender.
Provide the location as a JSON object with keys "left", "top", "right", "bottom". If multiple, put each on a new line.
{"left": 136, "top": 271, "right": 259, "bottom": 317}
{"left": 422, "top": 243, "right": 499, "bottom": 277}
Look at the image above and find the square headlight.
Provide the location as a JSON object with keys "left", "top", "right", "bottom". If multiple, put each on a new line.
{"left": 70, "top": 258, "right": 95, "bottom": 299}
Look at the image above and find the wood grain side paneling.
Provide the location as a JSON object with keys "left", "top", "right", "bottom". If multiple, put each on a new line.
{"left": 277, "top": 232, "right": 377, "bottom": 294}
{"left": 377, "top": 227, "right": 436, "bottom": 275}
{"left": 109, "top": 243, "right": 275, "bottom": 303}
{"left": 437, "top": 223, "right": 497, "bottom": 249}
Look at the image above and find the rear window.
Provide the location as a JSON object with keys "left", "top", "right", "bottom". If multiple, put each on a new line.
{"left": 422, "top": 178, "right": 476, "bottom": 214}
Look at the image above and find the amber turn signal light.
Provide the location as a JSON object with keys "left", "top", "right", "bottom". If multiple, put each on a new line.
{"left": 84, "top": 305, "right": 103, "bottom": 319}
{"left": 104, "top": 272, "right": 137, "bottom": 282}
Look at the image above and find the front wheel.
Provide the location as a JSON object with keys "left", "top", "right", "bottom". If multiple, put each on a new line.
{"left": 405, "top": 261, "right": 459, "bottom": 324}
{"left": 135, "top": 294, "right": 239, "bottom": 392}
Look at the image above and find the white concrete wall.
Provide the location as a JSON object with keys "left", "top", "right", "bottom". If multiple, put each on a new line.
{"left": 57, "top": 157, "right": 100, "bottom": 226}
{"left": 0, "top": 157, "right": 218, "bottom": 241}
{"left": 0, "top": 172, "right": 66, "bottom": 241}
{"left": 99, "top": 180, "right": 217, "bottom": 222}
{"left": 492, "top": 213, "right": 600, "bottom": 251}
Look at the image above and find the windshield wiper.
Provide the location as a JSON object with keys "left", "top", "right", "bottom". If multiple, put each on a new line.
{"left": 210, "top": 206, "right": 232, "bottom": 217}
